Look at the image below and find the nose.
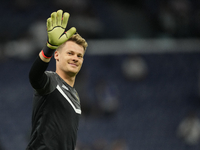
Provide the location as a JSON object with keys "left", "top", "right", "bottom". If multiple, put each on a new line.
{"left": 72, "top": 55, "right": 78, "bottom": 62}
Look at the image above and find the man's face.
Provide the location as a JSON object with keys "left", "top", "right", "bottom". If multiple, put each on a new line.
{"left": 55, "top": 41, "right": 85, "bottom": 76}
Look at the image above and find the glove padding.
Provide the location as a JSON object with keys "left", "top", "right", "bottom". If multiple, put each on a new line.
{"left": 46, "top": 10, "right": 76, "bottom": 49}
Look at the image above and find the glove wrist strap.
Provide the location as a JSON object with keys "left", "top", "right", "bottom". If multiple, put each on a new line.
{"left": 42, "top": 45, "right": 55, "bottom": 58}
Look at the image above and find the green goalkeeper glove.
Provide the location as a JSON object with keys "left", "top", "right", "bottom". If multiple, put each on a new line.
{"left": 46, "top": 10, "right": 76, "bottom": 49}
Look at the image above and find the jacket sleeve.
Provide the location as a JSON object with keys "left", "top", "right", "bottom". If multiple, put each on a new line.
{"left": 29, "top": 56, "right": 49, "bottom": 90}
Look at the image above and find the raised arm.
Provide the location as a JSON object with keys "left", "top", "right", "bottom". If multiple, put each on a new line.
{"left": 29, "top": 10, "right": 76, "bottom": 89}
{"left": 29, "top": 55, "right": 49, "bottom": 89}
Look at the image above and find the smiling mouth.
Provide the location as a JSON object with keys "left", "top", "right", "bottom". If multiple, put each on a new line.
{"left": 69, "top": 63, "right": 78, "bottom": 67}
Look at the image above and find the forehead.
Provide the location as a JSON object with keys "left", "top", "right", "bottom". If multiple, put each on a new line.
{"left": 62, "top": 41, "right": 84, "bottom": 54}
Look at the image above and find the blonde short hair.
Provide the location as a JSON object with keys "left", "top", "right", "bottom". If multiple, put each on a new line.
{"left": 68, "top": 33, "right": 88, "bottom": 51}
{"left": 57, "top": 33, "right": 88, "bottom": 52}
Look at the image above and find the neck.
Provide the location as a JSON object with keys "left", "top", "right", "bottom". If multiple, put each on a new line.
{"left": 56, "top": 70, "right": 76, "bottom": 87}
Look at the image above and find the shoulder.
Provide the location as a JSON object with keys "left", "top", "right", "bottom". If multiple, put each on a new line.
{"left": 35, "top": 71, "right": 58, "bottom": 95}
{"left": 45, "top": 71, "right": 59, "bottom": 80}
{"left": 45, "top": 71, "right": 59, "bottom": 87}
{"left": 45, "top": 71, "right": 56, "bottom": 76}
{"left": 45, "top": 71, "right": 63, "bottom": 83}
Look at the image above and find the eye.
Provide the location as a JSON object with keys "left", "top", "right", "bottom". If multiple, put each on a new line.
{"left": 68, "top": 52, "right": 73, "bottom": 55}
{"left": 78, "top": 55, "right": 83, "bottom": 58}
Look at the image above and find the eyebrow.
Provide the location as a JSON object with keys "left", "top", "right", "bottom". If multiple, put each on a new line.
{"left": 67, "top": 50, "right": 84, "bottom": 55}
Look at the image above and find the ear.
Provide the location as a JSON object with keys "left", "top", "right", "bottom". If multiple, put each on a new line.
{"left": 54, "top": 50, "right": 59, "bottom": 61}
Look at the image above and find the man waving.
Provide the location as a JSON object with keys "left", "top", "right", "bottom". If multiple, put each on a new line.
{"left": 26, "top": 10, "right": 88, "bottom": 150}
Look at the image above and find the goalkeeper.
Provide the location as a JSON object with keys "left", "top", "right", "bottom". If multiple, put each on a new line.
{"left": 26, "top": 10, "right": 88, "bottom": 150}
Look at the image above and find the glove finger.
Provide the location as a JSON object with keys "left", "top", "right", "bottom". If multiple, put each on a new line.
{"left": 65, "top": 27, "right": 76, "bottom": 39}
{"left": 51, "top": 12, "right": 57, "bottom": 27}
{"left": 61, "top": 12, "right": 70, "bottom": 29}
{"left": 59, "top": 27, "right": 76, "bottom": 43}
{"left": 57, "top": 10, "right": 63, "bottom": 26}
{"left": 47, "top": 18, "right": 53, "bottom": 31}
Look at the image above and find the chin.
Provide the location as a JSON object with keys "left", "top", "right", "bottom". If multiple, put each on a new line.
{"left": 66, "top": 66, "right": 81, "bottom": 75}
{"left": 68, "top": 70, "right": 79, "bottom": 76}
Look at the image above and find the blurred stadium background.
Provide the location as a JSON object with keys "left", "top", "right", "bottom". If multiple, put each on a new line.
{"left": 0, "top": 0, "right": 200, "bottom": 149}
